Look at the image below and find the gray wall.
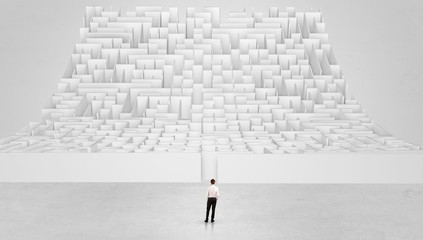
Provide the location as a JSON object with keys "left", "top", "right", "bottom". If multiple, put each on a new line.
{"left": 1, "top": 0, "right": 422, "bottom": 146}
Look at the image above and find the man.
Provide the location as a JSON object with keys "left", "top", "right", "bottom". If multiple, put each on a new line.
{"left": 205, "top": 178, "right": 219, "bottom": 223}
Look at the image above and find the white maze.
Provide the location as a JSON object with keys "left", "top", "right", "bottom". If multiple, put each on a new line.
{"left": 0, "top": 6, "right": 420, "bottom": 154}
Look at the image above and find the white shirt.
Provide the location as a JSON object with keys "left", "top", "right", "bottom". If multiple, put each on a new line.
{"left": 207, "top": 185, "right": 219, "bottom": 199}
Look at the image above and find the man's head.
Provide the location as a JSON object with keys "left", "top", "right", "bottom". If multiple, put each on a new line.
{"left": 210, "top": 179, "right": 215, "bottom": 185}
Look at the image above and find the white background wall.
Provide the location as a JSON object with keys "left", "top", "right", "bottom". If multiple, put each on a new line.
{"left": 0, "top": 0, "right": 422, "bottom": 146}
{"left": 218, "top": 153, "right": 423, "bottom": 183}
{"left": 0, "top": 153, "right": 201, "bottom": 182}
{"left": 1, "top": 152, "right": 422, "bottom": 183}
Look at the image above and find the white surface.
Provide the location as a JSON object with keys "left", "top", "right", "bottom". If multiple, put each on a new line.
{"left": 201, "top": 152, "right": 218, "bottom": 182}
{"left": 0, "top": 6, "right": 419, "bottom": 154}
{"left": 218, "top": 152, "right": 423, "bottom": 183}
{"left": 0, "top": 153, "right": 201, "bottom": 182}
{"left": 1, "top": 183, "right": 423, "bottom": 240}
{"left": 1, "top": 153, "right": 422, "bottom": 182}
{"left": 0, "top": 1, "right": 422, "bottom": 147}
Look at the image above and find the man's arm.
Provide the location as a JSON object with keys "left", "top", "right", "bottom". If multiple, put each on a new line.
{"left": 216, "top": 187, "right": 219, "bottom": 200}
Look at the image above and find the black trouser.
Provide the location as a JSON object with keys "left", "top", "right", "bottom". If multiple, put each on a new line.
{"left": 206, "top": 197, "right": 217, "bottom": 220}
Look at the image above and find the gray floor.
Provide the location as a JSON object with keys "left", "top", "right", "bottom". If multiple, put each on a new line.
{"left": 0, "top": 184, "right": 422, "bottom": 240}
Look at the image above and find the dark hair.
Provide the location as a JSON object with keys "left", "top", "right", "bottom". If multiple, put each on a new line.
{"left": 211, "top": 179, "right": 215, "bottom": 184}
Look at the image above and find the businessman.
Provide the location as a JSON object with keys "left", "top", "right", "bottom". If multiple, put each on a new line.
{"left": 205, "top": 178, "right": 219, "bottom": 223}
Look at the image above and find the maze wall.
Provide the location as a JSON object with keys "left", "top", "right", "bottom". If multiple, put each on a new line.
{"left": 0, "top": 7, "right": 420, "bottom": 153}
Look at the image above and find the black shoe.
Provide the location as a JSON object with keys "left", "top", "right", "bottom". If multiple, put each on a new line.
{"left": 204, "top": 219, "right": 208, "bottom": 223}
{"left": 211, "top": 220, "right": 215, "bottom": 223}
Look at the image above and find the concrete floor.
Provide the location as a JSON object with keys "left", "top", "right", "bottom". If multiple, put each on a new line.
{"left": 0, "top": 184, "right": 422, "bottom": 240}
